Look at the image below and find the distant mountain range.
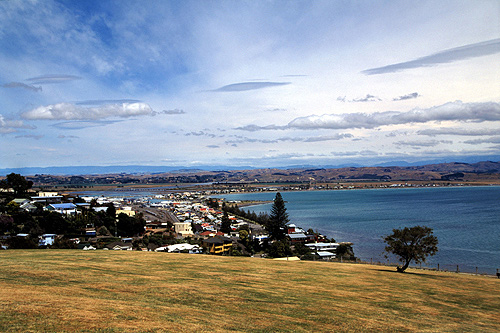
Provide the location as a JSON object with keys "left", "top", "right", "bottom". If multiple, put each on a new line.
{"left": 4, "top": 161, "right": 500, "bottom": 186}
{"left": 1, "top": 158, "right": 500, "bottom": 177}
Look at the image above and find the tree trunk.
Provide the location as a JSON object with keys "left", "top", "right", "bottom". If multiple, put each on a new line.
{"left": 397, "top": 260, "right": 410, "bottom": 273}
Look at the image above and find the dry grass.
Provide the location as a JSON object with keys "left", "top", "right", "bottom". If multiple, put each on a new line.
{"left": 1, "top": 250, "right": 499, "bottom": 332}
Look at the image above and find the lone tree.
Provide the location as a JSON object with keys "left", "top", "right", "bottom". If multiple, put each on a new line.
{"left": 384, "top": 225, "right": 438, "bottom": 273}
{"left": 266, "top": 192, "right": 289, "bottom": 240}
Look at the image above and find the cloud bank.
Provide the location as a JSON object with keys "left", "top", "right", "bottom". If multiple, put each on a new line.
{"left": 395, "top": 140, "right": 453, "bottom": 148}
{"left": 463, "top": 137, "right": 500, "bottom": 145}
{"left": 418, "top": 128, "right": 500, "bottom": 136}
{"left": 288, "top": 101, "right": 500, "bottom": 130}
{"left": 362, "top": 38, "right": 500, "bottom": 75}
{"left": 236, "top": 101, "right": 500, "bottom": 132}
{"left": 225, "top": 133, "right": 352, "bottom": 146}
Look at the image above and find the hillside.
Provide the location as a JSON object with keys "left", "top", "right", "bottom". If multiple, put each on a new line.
{"left": 14, "top": 160, "right": 500, "bottom": 187}
{"left": 1, "top": 250, "right": 499, "bottom": 332}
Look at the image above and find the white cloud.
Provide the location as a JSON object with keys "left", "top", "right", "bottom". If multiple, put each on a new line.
{"left": 0, "top": 114, "right": 35, "bottom": 134}
{"left": 22, "top": 102, "right": 155, "bottom": 120}
{"left": 351, "top": 94, "right": 381, "bottom": 103}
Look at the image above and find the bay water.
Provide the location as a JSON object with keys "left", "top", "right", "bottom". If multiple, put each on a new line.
{"left": 216, "top": 186, "right": 500, "bottom": 275}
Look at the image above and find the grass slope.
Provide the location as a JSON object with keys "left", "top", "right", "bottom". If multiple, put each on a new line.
{"left": 1, "top": 250, "right": 499, "bottom": 332}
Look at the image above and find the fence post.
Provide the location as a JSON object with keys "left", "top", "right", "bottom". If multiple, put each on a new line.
{"left": 456, "top": 265, "right": 459, "bottom": 273}
{"left": 437, "top": 263, "right": 439, "bottom": 271}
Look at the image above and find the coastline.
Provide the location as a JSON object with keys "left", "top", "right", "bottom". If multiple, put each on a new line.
{"left": 214, "top": 186, "right": 500, "bottom": 275}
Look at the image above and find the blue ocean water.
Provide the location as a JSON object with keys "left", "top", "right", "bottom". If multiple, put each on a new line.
{"left": 216, "top": 187, "right": 500, "bottom": 275}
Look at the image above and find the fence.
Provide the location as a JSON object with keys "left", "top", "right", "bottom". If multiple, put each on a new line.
{"left": 351, "top": 258, "right": 499, "bottom": 277}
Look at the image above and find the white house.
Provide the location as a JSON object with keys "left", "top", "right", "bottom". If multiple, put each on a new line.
{"left": 305, "top": 242, "right": 339, "bottom": 252}
{"left": 46, "top": 203, "right": 78, "bottom": 215}
{"left": 39, "top": 234, "right": 57, "bottom": 246}
{"left": 38, "top": 191, "right": 59, "bottom": 197}
{"left": 316, "top": 251, "right": 336, "bottom": 260}
{"left": 155, "top": 243, "right": 201, "bottom": 254}
{"left": 305, "top": 242, "right": 340, "bottom": 260}
{"left": 174, "top": 221, "right": 193, "bottom": 236}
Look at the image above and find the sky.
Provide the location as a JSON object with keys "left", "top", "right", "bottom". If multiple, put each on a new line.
{"left": 1, "top": 0, "right": 499, "bottom": 169}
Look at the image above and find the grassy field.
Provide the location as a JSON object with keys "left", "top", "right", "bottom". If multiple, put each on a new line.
{"left": 0, "top": 250, "right": 499, "bottom": 332}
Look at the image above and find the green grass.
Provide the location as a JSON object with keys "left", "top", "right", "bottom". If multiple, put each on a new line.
{"left": 1, "top": 250, "right": 499, "bottom": 332}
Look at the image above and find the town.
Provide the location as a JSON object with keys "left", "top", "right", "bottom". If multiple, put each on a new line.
{"left": 0, "top": 173, "right": 355, "bottom": 261}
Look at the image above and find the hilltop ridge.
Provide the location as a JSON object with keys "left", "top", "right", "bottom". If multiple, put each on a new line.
{"left": 11, "top": 160, "right": 500, "bottom": 187}
{"left": 1, "top": 250, "right": 499, "bottom": 332}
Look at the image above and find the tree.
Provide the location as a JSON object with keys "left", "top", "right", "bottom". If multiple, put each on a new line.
{"left": 266, "top": 192, "right": 289, "bottom": 241}
{"left": 38, "top": 211, "right": 68, "bottom": 234}
{"left": 220, "top": 210, "right": 232, "bottom": 234}
{"left": 105, "top": 203, "right": 116, "bottom": 218}
{"left": 0, "top": 214, "right": 15, "bottom": 234}
{"left": 116, "top": 213, "right": 145, "bottom": 237}
{"left": 8, "top": 235, "right": 37, "bottom": 249}
{"left": 267, "top": 240, "right": 292, "bottom": 258}
{"left": 97, "top": 225, "right": 111, "bottom": 236}
{"left": 1, "top": 173, "right": 33, "bottom": 197}
{"left": 383, "top": 226, "right": 438, "bottom": 273}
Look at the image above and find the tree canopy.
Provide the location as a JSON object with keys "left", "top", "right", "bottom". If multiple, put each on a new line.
{"left": 220, "top": 210, "right": 232, "bottom": 234}
{"left": 266, "top": 192, "right": 289, "bottom": 241}
{"left": 384, "top": 225, "right": 438, "bottom": 273}
{"left": 1, "top": 173, "right": 33, "bottom": 197}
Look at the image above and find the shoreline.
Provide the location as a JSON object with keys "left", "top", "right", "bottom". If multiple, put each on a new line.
{"left": 213, "top": 186, "right": 500, "bottom": 276}
{"left": 59, "top": 180, "right": 500, "bottom": 196}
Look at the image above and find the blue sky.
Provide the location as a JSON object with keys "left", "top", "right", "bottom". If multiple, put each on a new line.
{"left": 1, "top": 0, "right": 499, "bottom": 169}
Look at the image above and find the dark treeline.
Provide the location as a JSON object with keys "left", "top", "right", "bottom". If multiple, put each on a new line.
{"left": 205, "top": 198, "right": 270, "bottom": 226}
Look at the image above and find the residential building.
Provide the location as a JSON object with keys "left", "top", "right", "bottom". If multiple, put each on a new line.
{"left": 45, "top": 203, "right": 78, "bottom": 215}
{"left": 203, "top": 235, "right": 233, "bottom": 255}
{"left": 39, "top": 234, "right": 57, "bottom": 246}
{"left": 174, "top": 221, "right": 193, "bottom": 236}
